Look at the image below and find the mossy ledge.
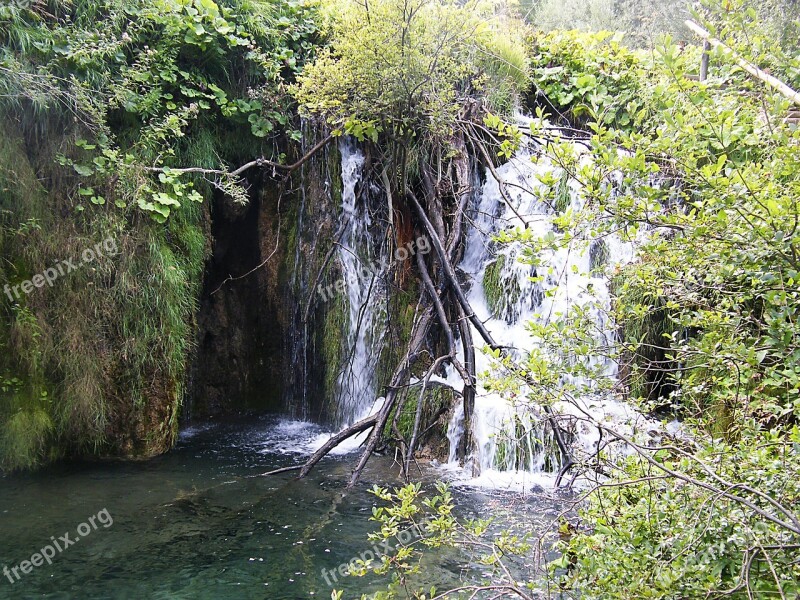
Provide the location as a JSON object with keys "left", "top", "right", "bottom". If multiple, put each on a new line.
{"left": 0, "top": 122, "right": 209, "bottom": 470}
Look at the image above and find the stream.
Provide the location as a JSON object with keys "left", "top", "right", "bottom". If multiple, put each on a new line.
{"left": 0, "top": 414, "right": 564, "bottom": 599}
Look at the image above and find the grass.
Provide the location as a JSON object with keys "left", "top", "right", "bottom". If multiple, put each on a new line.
{"left": 483, "top": 253, "right": 522, "bottom": 321}
{"left": 0, "top": 113, "right": 211, "bottom": 469}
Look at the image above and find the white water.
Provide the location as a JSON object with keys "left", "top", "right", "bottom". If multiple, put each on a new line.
{"left": 443, "top": 134, "right": 657, "bottom": 491}
{"left": 304, "top": 142, "right": 389, "bottom": 454}
{"left": 294, "top": 134, "right": 658, "bottom": 481}
{"left": 332, "top": 142, "right": 389, "bottom": 427}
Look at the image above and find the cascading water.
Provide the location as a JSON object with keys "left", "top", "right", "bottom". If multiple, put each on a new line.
{"left": 444, "top": 132, "right": 653, "bottom": 488}
{"left": 331, "top": 142, "right": 388, "bottom": 427}
{"left": 286, "top": 135, "right": 655, "bottom": 473}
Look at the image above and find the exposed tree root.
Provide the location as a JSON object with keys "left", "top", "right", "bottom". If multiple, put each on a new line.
{"left": 261, "top": 122, "right": 575, "bottom": 488}
{"left": 409, "top": 189, "right": 576, "bottom": 480}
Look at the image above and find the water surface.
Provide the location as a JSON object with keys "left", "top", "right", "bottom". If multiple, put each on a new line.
{"left": 0, "top": 415, "right": 562, "bottom": 599}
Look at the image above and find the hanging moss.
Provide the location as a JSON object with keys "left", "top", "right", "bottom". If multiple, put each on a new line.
{"left": 0, "top": 118, "right": 212, "bottom": 469}
{"left": 590, "top": 239, "right": 609, "bottom": 272}
{"left": 375, "top": 283, "right": 418, "bottom": 390}
{"left": 483, "top": 254, "right": 505, "bottom": 314}
{"left": 483, "top": 254, "right": 522, "bottom": 322}
{"left": 554, "top": 169, "right": 572, "bottom": 214}
{"left": 322, "top": 290, "right": 348, "bottom": 401}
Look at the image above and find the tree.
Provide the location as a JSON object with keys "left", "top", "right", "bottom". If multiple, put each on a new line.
{"left": 491, "top": 1, "right": 800, "bottom": 596}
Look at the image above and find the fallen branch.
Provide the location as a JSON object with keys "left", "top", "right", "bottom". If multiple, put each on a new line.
{"left": 347, "top": 307, "right": 436, "bottom": 487}
{"left": 297, "top": 412, "right": 379, "bottom": 478}
{"left": 254, "top": 464, "right": 303, "bottom": 477}
{"left": 685, "top": 20, "right": 800, "bottom": 107}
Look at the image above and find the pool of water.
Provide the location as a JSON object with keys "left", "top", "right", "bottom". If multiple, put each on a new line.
{"left": 0, "top": 414, "right": 563, "bottom": 599}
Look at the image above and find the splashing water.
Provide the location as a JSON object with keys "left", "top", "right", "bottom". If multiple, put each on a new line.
{"left": 444, "top": 133, "right": 656, "bottom": 490}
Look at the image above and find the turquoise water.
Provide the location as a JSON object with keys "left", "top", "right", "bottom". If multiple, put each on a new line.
{"left": 0, "top": 415, "right": 561, "bottom": 599}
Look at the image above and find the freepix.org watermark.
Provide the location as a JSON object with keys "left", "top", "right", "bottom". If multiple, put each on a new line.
{"left": 317, "top": 235, "right": 431, "bottom": 302}
{"left": 320, "top": 514, "right": 433, "bottom": 586}
{"left": 3, "top": 237, "right": 118, "bottom": 302}
{"left": 3, "top": 508, "right": 113, "bottom": 585}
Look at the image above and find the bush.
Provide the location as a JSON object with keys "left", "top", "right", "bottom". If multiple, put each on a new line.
{"left": 528, "top": 30, "right": 648, "bottom": 130}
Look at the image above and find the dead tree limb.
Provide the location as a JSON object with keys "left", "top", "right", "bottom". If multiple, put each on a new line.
{"left": 347, "top": 307, "right": 436, "bottom": 487}
{"left": 298, "top": 412, "right": 379, "bottom": 478}
{"left": 400, "top": 252, "right": 473, "bottom": 475}
{"left": 143, "top": 134, "right": 335, "bottom": 178}
{"left": 455, "top": 302, "right": 476, "bottom": 465}
{"left": 405, "top": 354, "right": 449, "bottom": 476}
{"left": 685, "top": 20, "right": 800, "bottom": 107}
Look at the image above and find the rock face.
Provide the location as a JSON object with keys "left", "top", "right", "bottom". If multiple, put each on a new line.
{"left": 0, "top": 122, "right": 209, "bottom": 469}
{"left": 0, "top": 117, "right": 355, "bottom": 470}
{"left": 189, "top": 182, "right": 284, "bottom": 417}
{"left": 0, "top": 120, "right": 449, "bottom": 470}
{"left": 188, "top": 131, "right": 345, "bottom": 422}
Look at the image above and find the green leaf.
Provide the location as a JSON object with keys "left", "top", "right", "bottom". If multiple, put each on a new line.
{"left": 73, "top": 164, "right": 94, "bottom": 176}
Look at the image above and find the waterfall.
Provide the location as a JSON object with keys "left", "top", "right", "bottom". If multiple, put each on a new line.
{"left": 331, "top": 142, "right": 388, "bottom": 427}
{"left": 445, "top": 133, "right": 651, "bottom": 488}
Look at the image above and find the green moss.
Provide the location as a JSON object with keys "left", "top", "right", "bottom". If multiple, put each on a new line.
{"left": 483, "top": 254, "right": 505, "bottom": 315}
{"left": 554, "top": 169, "right": 572, "bottom": 214}
{"left": 0, "top": 119, "right": 212, "bottom": 469}
{"left": 322, "top": 291, "right": 348, "bottom": 401}
{"left": 613, "top": 273, "right": 680, "bottom": 407}
{"left": 483, "top": 254, "right": 521, "bottom": 321}
{"left": 375, "top": 282, "right": 418, "bottom": 389}
{"left": 389, "top": 385, "right": 453, "bottom": 460}
{"left": 590, "top": 239, "right": 609, "bottom": 272}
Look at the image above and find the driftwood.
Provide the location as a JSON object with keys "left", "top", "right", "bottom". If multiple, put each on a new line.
{"left": 685, "top": 20, "right": 800, "bottom": 107}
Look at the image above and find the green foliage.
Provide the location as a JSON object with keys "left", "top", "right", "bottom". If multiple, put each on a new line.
{"left": 529, "top": 0, "right": 688, "bottom": 48}
{"left": 484, "top": 112, "right": 523, "bottom": 159}
{"left": 0, "top": 0, "right": 319, "bottom": 470}
{"left": 1, "top": 0, "right": 319, "bottom": 221}
{"left": 558, "top": 427, "right": 800, "bottom": 598}
{"left": 293, "top": 0, "right": 530, "bottom": 145}
{"left": 485, "top": 1, "right": 800, "bottom": 597}
{"left": 339, "top": 483, "right": 530, "bottom": 600}
{"left": 696, "top": 0, "right": 800, "bottom": 83}
{"left": 529, "top": 30, "right": 648, "bottom": 130}
{"left": 0, "top": 407, "right": 53, "bottom": 471}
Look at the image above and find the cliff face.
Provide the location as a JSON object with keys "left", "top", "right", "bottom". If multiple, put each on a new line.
{"left": 0, "top": 123, "right": 350, "bottom": 469}
{"left": 188, "top": 130, "right": 346, "bottom": 423}
{"left": 0, "top": 119, "right": 449, "bottom": 470}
